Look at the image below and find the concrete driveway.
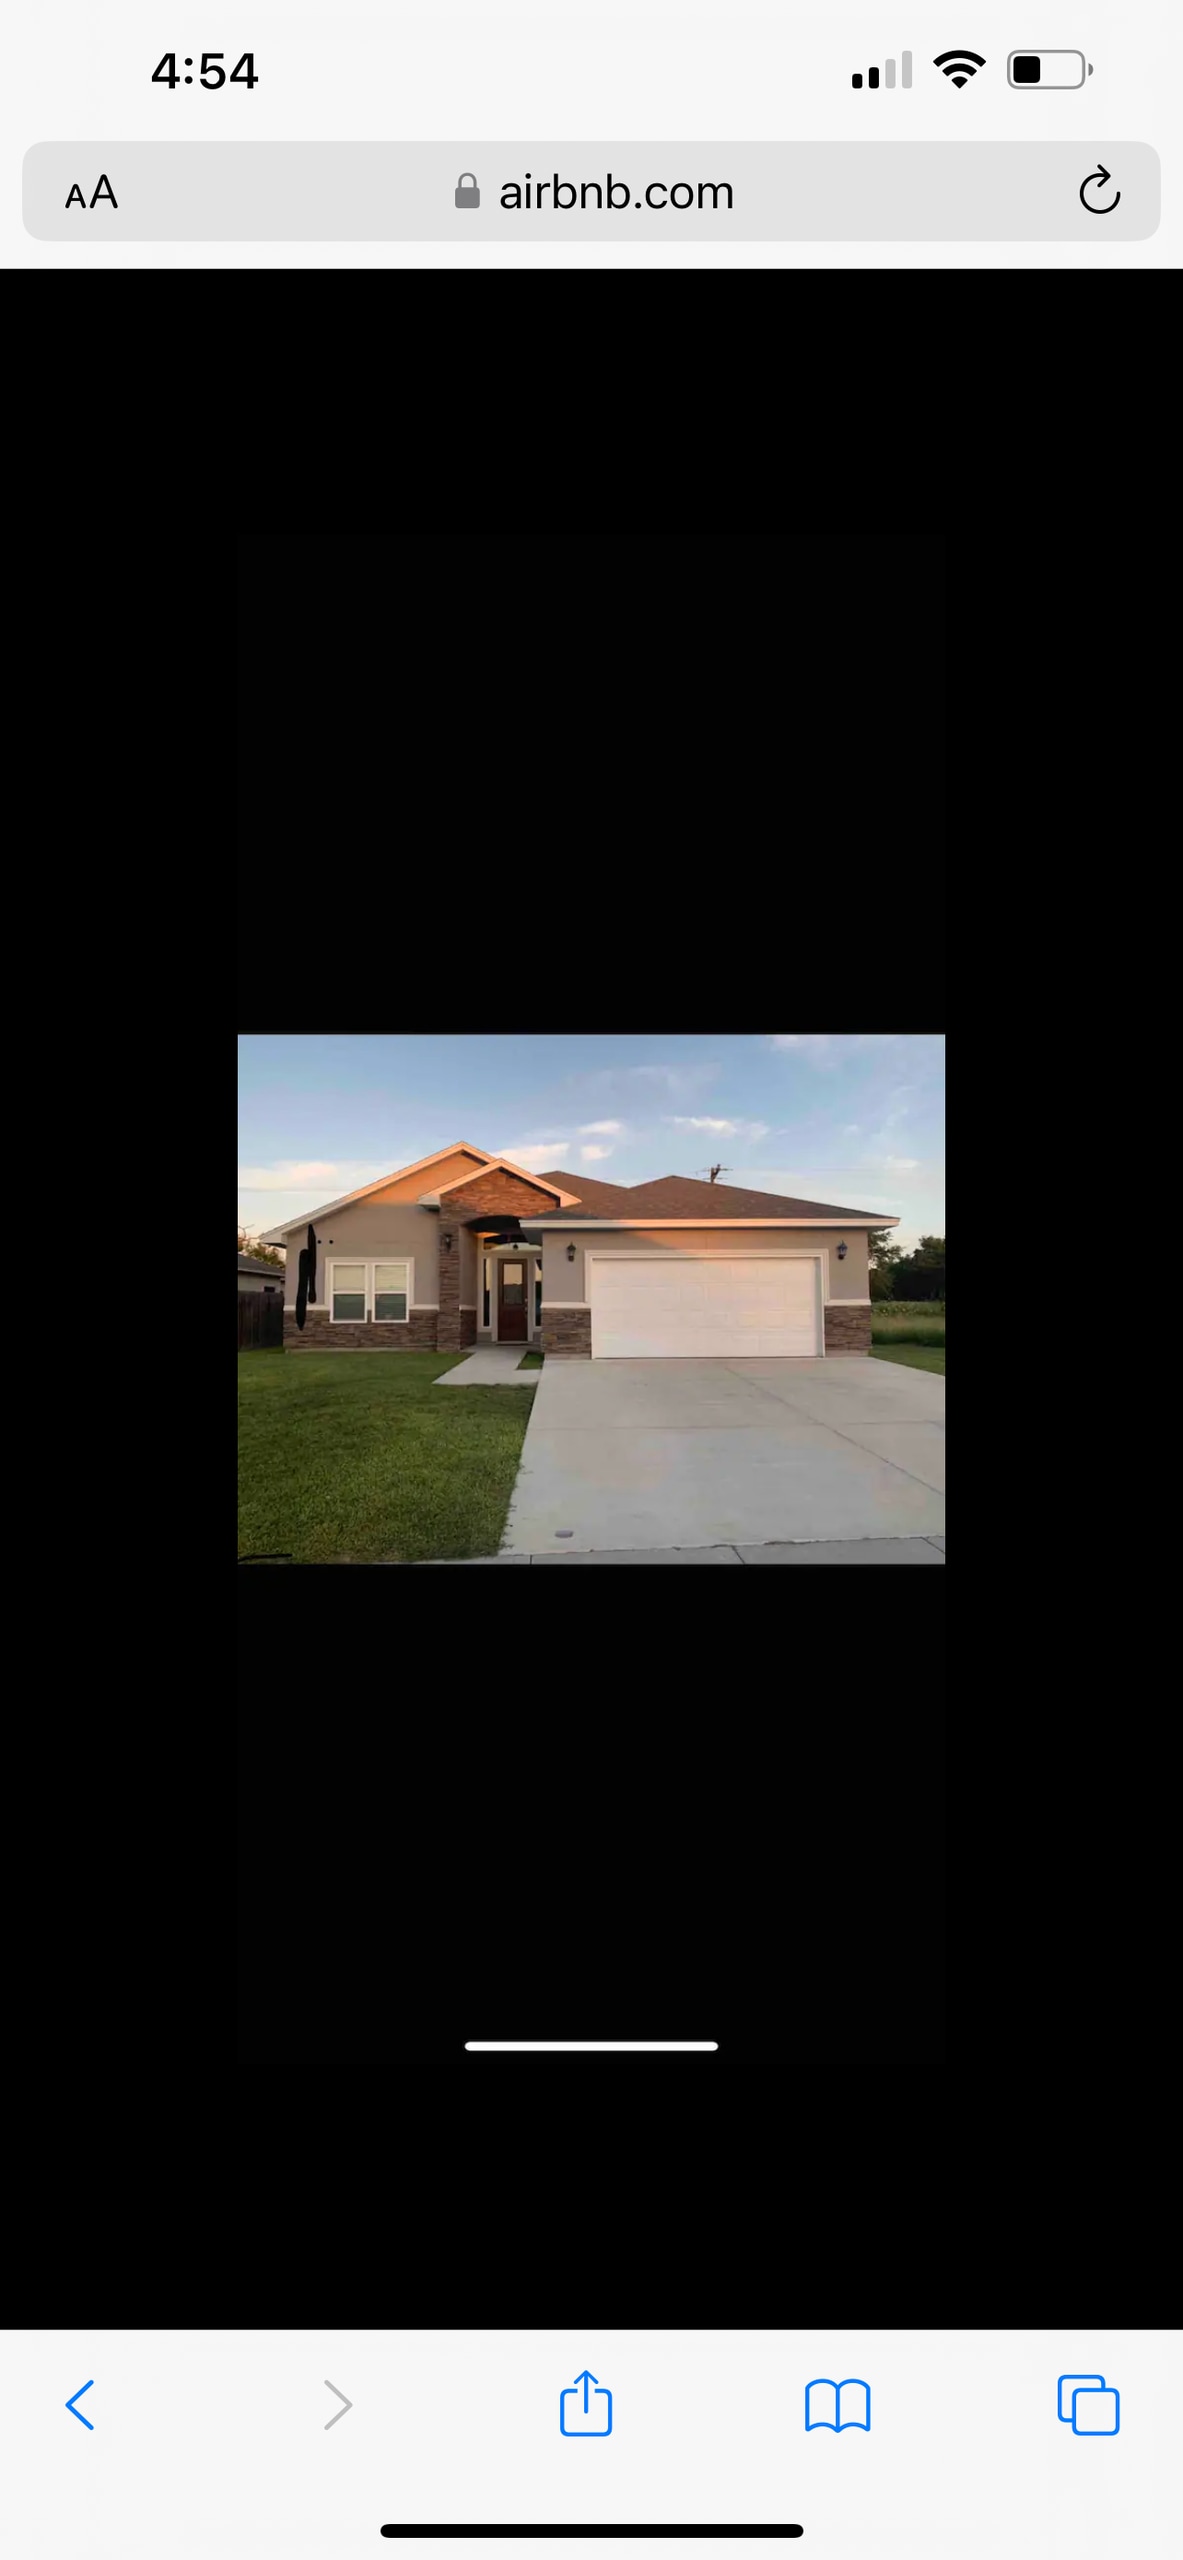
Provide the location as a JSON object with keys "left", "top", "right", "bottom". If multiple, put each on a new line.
{"left": 501, "top": 1356, "right": 945, "bottom": 1554}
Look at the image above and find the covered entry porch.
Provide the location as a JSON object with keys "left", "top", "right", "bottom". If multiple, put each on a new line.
{"left": 474, "top": 1220, "right": 542, "bottom": 1347}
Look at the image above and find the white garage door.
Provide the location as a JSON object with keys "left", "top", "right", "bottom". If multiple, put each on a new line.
{"left": 589, "top": 1256, "right": 821, "bottom": 1358}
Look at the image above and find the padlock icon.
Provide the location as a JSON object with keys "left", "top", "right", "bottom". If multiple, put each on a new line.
{"left": 455, "top": 171, "right": 480, "bottom": 209}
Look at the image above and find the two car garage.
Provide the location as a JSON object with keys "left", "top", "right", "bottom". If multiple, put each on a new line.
{"left": 587, "top": 1254, "right": 823, "bottom": 1359}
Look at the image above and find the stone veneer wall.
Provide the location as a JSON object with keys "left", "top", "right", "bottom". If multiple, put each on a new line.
{"left": 283, "top": 1308, "right": 438, "bottom": 1351}
{"left": 538, "top": 1304, "right": 868, "bottom": 1356}
{"left": 439, "top": 1171, "right": 558, "bottom": 1220}
{"left": 823, "top": 1302, "right": 872, "bottom": 1354}
{"left": 541, "top": 1305, "right": 592, "bottom": 1355}
{"left": 436, "top": 1170, "right": 559, "bottom": 1349}
{"left": 437, "top": 1219, "right": 461, "bottom": 1350}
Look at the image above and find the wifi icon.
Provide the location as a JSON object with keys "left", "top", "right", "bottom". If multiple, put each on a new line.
{"left": 934, "top": 48, "right": 985, "bottom": 84}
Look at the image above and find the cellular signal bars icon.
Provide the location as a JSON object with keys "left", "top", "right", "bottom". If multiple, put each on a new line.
{"left": 852, "top": 52, "right": 912, "bottom": 87}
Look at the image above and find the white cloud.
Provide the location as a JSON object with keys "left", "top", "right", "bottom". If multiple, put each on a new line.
{"left": 579, "top": 1119, "right": 625, "bottom": 1135}
{"left": 667, "top": 1115, "right": 770, "bottom": 1142}
{"left": 237, "top": 1159, "right": 391, "bottom": 1194}
{"left": 581, "top": 1144, "right": 613, "bottom": 1161}
{"left": 496, "top": 1140, "right": 571, "bottom": 1169}
{"left": 766, "top": 1033, "right": 911, "bottom": 1069}
{"left": 626, "top": 1062, "right": 720, "bottom": 1097}
{"left": 884, "top": 1155, "right": 920, "bottom": 1171}
{"left": 842, "top": 1124, "right": 860, "bottom": 1135}
{"left": 766, "top": 1034, "right": 835, "bottom": 1063}
{"left": 879, "top": 1085, "right": 916, "bottom": 1130}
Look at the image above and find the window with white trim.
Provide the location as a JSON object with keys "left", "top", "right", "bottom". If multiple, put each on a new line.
{"left": 373, "top": 1260, "right": 410, "bottom": 1323}
{"left": 330, "top": 1262, "right": 367, "bottom": 1321}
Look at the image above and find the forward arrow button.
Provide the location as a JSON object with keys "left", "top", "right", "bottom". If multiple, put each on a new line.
{"left": 324, "top": 2380, "right": 353, "bottom": 2429}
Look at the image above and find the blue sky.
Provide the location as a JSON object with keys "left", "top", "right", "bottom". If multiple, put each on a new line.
{"left": 238, "top": 1033, "right": 945, "bottom": 1250}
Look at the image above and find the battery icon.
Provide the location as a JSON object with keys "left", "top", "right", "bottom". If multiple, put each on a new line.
{"left": 1008, "top": 50, "right": 1093, "bottom": 85}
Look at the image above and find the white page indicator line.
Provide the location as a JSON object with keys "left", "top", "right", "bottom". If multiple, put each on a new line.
{"left": 464, "top": 2041, "right": 719, "bottom": 2051}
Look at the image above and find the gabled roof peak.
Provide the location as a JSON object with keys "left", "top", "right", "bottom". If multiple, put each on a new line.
{"left": 257, "top": 1140, "right": 494, "bottom": 1239}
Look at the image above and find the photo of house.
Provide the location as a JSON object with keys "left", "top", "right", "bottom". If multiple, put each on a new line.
{"left": 259, "top": 1142, "right": 895, "bottom": 1359}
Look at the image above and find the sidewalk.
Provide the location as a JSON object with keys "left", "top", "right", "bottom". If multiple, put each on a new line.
{"left": 434, "top": 1346, "right": 540, "bottom": 1386}
{"left": 417, "top": 1537, "right": 945, "bottom": 1563}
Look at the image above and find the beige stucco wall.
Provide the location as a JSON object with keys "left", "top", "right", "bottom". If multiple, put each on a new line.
{"left": 283, "top": 1200, "right": 440, "bottom": 1307}
{"left": 364, "top": 1149, "right": 486, "bottom": 1203}
{"left": 277, "top": 1154, "right": 490, "bottom": 1304}
{"left": 540, "top": 1226, "right": 870, "bottom": 1304}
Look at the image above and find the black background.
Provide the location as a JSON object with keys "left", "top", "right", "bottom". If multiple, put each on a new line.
{"left": 239, "top": 1590, "right": 943, "bottom": 2063}
{"left": 237, "top": 536, "right": 946, "bottom": 2071}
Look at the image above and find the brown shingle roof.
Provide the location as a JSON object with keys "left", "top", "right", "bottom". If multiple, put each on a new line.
{"left": 538, "top": 1169, "right": 638, "bottom": 1211}
{"left": 534, "top": 1171, "right": 891, "bottom": 1220}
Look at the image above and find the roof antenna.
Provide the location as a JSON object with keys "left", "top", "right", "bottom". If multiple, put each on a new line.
{"left": 706, "top": 1163, "right": 731, "bottom": 1184}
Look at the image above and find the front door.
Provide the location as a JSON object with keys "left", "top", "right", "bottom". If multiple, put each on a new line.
{"left": 498, "top": 1259, "right": 528, "bottom": 1342}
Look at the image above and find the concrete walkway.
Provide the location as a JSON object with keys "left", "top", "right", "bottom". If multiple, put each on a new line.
{"left": 419, "top": 1537, "right": 945, "bottom": 1562}
{"left": 502, "top": 1354, "right": 944, "bottom": 1551}
{"left": 434, "top": 1346, "right": 541, "bottom": 1386}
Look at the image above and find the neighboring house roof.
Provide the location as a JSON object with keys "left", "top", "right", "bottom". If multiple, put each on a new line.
{"left": 238, "top": 1255, "right": 284, "bottom": 1277}
{"left": 533, "top": 1171, "right": 896, "bottom": 1222}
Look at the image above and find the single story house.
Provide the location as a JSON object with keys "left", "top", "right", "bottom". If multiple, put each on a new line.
{"left": 259, "top": 1143, "right": 897, "bottom": 1357}
{"left": 238, "top": 1254, "right": 285, "bottom": 1295}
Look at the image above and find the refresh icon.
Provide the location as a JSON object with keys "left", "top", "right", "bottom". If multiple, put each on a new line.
{"left": 1080, "top": 162, "right": 1121, "bottom": 213}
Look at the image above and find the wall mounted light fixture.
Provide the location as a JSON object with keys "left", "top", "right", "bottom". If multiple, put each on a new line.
{"left": 442, "top": 1230, "right": 453, "bottom": 1249}
{"left": 566, "top": 1242, "right": 577, "bottom": 1262}
{"left": 837, "top": 1240, "right": 848, "bottom": 1260}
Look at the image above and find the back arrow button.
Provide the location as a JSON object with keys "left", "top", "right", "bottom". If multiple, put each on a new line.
{"left": 66, "top": 2381, "right": 95, "bottom": 2430}
{"left": 324, "top": 2380, "right": 353, "bottom": 2428}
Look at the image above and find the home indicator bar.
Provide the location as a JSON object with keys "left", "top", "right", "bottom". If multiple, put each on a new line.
{"left": 464, "top": 2042, "right": 719, "bottom": 2051}
{"left": 379, "top": 2529, "right": 804, "bottom": 2541}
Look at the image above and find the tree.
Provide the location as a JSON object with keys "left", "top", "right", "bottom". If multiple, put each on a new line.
{"left": 238, "top": 1227, "right": 285, "bottom": 1269}
{"left": 890, "top": 1235, "right": 945, "bottom": 1301}
{"left": 867, "top": 1226, "right": 904, "bottom": 1300}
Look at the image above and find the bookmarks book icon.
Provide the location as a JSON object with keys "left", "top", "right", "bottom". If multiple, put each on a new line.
{"left": 806, "top": 2378, "right": 870, "bottom": 2430}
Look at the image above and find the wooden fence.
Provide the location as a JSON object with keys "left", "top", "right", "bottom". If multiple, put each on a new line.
{"left": 239, "top": 1290, "right": 284, "bottom": 1348}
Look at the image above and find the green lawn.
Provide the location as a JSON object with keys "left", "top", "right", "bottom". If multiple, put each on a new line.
{"left": 518, "top": 1350, "right": 544, "bottom": 1369}
{"left": 871, "top": 1344, "right": 946, "bottom": 1375}
{"left": 238, "top": 1351, "right": 538, "bottom": 1561}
